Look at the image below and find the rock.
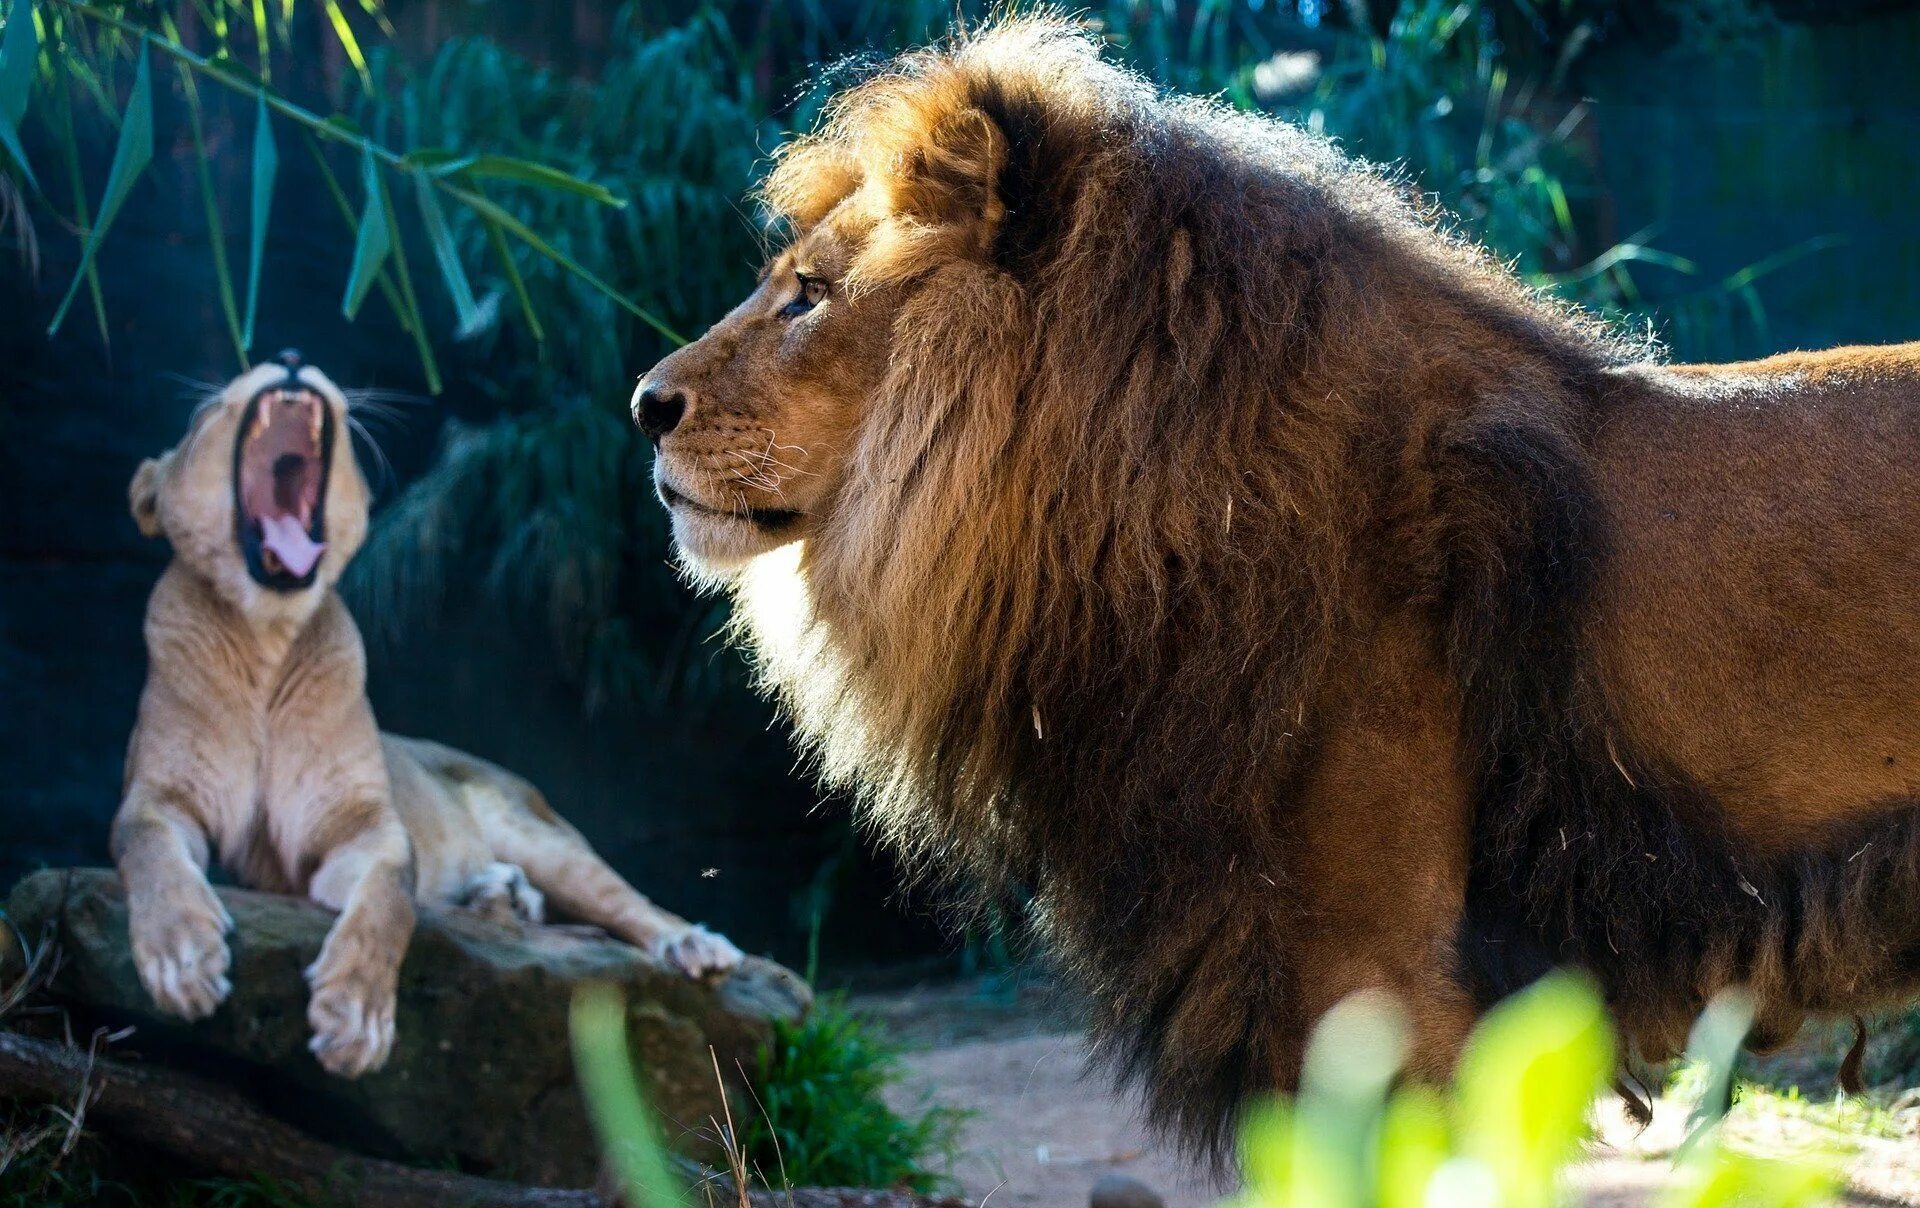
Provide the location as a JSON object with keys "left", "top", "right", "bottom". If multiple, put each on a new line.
{"left": 1090, "top": 1172, "right": 1167, "bottom": 1208}
{"left": 4, "top": 867, "right": 810, "bottom": 1188}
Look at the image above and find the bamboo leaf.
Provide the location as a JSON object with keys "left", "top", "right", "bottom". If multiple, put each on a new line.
{"left": 451, "top": 154, "right": 626, "bottom": 207}
{"left": 52, "top": 72, "right": 106, "bottom": 345}
{"left": 179, "top": 62, "right": 244, "bottom": 368}
{"left": 49, "top": 40, "right": 153, "bottom": 336}
{"left": 341, "top": 143, "right": 390, "bottom": 319}
{"left": 249, "top": 0, "right": 268, "bottom": 76}
{"left": 376, "top": 159, "right": 441, "bottom": 392}
{"left": 0, "top": 0, "right": 39, "bottom": 189}
{"left": 305, "top": 131, "right": 411, "bottom": 337}
{"left": 484, "top": 214, "right": 543, "bottom": 342}
{"left": 456, "top": 189, "right": 685, "bottom": 345}
{"left": 244, "top": 91, "right": 275, "bottom": 350}
{"left": 319, "top": 0, "right": 371, "bottom": 91}
{"left": 413, "top": 171, "right": 481, "bottom": 338}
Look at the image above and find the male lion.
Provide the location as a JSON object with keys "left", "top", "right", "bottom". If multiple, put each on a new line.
{"left": 117, "top": 354, "right": 740, "bottom": 1077}
{"left": 636, "top": 17, "right": 1920, "bottom": 1150}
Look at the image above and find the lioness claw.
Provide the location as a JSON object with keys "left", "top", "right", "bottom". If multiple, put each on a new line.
{"left": 656, "top": 924, "right": 743, "bottom": 979}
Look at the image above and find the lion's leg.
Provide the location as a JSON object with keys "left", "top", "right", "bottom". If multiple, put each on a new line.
{"left": 1289, "top": 617, "right": 1480, "bottom": 1082}
{"left": 472, "top": 796, "right": 742, "bottom": 978}
{"left": 111, "top": 786, "right": 233, "bottom": 1021}
{"left": 300, "top": 805, "right": 415, "bottom": 1078}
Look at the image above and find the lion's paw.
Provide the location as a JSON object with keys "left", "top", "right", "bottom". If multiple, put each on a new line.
{"left": 458, "top": 861, "right": 545, "bottom": 925}
{"left": 304, "top": 937, "right": 398, "bottom": 1078}
{"left": 129, "top": 879, "right": 233, "bottom": 1021}
{"left": 653, "top": 924, "right": 743, "bottom": 979}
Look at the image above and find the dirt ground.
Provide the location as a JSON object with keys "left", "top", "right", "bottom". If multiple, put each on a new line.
{"left": 859, "top": 979, "right": 1920, "bottom": 1208}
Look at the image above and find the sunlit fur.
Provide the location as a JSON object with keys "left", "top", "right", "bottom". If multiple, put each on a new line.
{"left": 671, "top": 17, "right": 1920, "bottom": 1154}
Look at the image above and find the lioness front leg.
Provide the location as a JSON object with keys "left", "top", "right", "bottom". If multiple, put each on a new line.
{"left": 112, "top": 787, "right": 233, "bottom": 1021}
{"left": 303, "top": 809, "right": 414, "bottom": 1077}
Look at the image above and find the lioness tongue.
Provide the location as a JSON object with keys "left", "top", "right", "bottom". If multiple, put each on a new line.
{"left": 260, "top": 513, "right": 326, "bottom": 577}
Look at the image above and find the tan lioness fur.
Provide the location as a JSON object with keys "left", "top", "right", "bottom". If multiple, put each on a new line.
{"left": 116, "top": 359, "right": 740, "bottom": 1077}
{"left": 635, "top": 19, "right": 1920, "bottom": 1152}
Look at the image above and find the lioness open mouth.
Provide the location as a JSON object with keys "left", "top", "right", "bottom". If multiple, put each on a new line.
{"left": 233, "top": 381, "right": 333, "bottom": 590}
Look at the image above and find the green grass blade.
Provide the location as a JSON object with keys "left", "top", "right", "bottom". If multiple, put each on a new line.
{"left": 1, "top": 0, "right": 39, "bottom": 189}
{"left": 49, "top": 38, "right": 152, "bottom": 336}
{"left": 244, "top": 91, "right": 276, "bottom": 351}
{"left": 180, "top": 63, "right": 244, "bottom": 368}
{"left": 413, "top": 171, "right": 481, "bottom": 337}
{"left": 340, "top": 143, "right": 390, "bottom": 320}
{"left": 483, "top": 215, "right": 543, "bottom": 342}
{"left": 451, "top": 154, "right": 626, "bottom": 207}
{"left": 570, "top": 984, "right": 686, "bottom": 1208}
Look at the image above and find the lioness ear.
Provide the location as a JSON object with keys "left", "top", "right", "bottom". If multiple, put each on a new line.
{"left": 895, "top": 107, "right": 1007, "bottom": 244}
{"left": 129, "top": 457, "right": 165, "bottom": 538}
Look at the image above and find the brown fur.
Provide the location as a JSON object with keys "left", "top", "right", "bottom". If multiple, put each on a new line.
{"left": 638, "top": 17, "right": 1920, "bottom": 1152}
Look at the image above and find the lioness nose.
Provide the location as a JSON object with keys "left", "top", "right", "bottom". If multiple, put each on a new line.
{"left": 633, "top": 384, "right": 688, "bottom": 442}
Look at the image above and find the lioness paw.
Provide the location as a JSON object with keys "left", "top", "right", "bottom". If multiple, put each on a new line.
{"left": 458, "top": 861, "right": 545, "bottom": 925}
{"left": 304, "top": 939, "right": 398, "bottom": 1078}
{"left": 130, "top": 881, "right": 233, "bottom": 1021}
{"left": 653, "top": 924, "right": 743, "bottom": 979}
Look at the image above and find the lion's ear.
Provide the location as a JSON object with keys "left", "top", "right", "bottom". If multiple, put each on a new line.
{"left": 895, "top": 107, "right": 1007, "bottom": 243}
{"left": 129, "top": 456, "right": 165, "bottom": 538}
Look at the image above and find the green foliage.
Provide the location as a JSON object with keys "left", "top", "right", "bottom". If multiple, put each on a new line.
{"left": 570, "top": 986, "right": 963, "bottom": 1203}
{"left": 737, "top": 999, "right": 966, "bottom": 1194}
{"left": 343, "top": 9, "right": 768, "bottom": 710}
{"left": 571, "top": 984, "right": 683, "bottom": 1208}
{"left": 1229, "top": 974, "right": 1842, "bottom": 1208}
{"left": 0, "top": 0, "right": 659, "bottom": 381}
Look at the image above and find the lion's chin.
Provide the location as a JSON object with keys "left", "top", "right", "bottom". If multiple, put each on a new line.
{"left": 667, "top": 506, "right": 804, "bottom": 580}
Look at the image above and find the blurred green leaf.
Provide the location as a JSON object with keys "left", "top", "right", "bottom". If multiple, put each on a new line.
{"left": 377, "top": 158, "right": 440, "bottom": 392}
{"left": 319, "top": 0, "right": 369, "bottom": 90}
{"left": 244, "top": 91, "right": 276, "bottom": 352}
{"left": 48, "top": 38, "right": 151, "bottom": 336}
{"left": 1677, "top": 989, "right": 1756, "bottom": 1159}
{"left": 1455, "top": 970, "right": 1614, "bottom": 1208}
{"left": 570, "top": 983, "right": 686, "bottom": 1208}
{"left": 0, "top": 0, "right": 37, "bottom": 188}
{"left": 1662, "top": 1144, "right": 1841, "bottom": 1208}
{"left": 1374, "top": 1086, "right": 1450, "bottom": 1208}
{"left": 340, "top": 143, "right": 389, "bottom": 320}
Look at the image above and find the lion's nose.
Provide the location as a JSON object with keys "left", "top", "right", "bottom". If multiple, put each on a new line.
{"left": 633, "top": 384, "right": 689, "bottom": 443}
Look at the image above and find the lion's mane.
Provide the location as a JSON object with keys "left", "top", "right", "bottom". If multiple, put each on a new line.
{"left": 734, "top": 17, "right": 1920, "bottom": 1151}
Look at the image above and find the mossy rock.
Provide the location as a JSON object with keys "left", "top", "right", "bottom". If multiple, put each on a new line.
{"left": 4, "top": 867, "right": 810, "bottom": 1187}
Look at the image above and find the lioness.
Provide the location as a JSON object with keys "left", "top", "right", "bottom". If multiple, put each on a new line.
{"left": 117, "top": 354, "right": 741, "bottom": 1076}
{"left": 636, "top": 18, "right": 1920, "bottom": 1150}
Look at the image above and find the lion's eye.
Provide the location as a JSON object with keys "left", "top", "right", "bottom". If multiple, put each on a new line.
{"left": 783, "top": 273, "right": 829, "bottom": 318}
